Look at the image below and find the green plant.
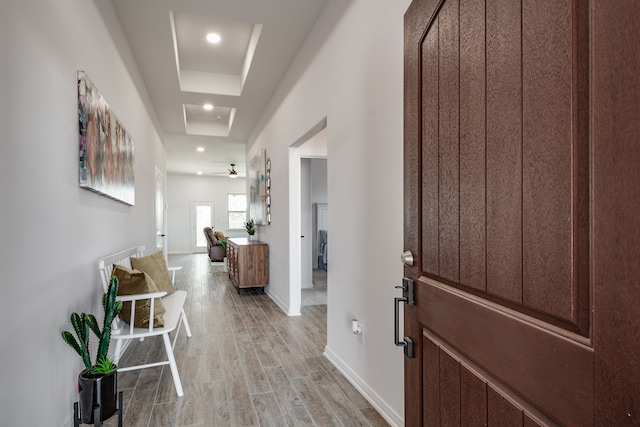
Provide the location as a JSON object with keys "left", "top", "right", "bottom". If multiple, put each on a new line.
{"left": 61, "top": 276, "right": 123, "bottom": 375}
{"left": 245, "top": 219, "right": 255, "bottom": 235}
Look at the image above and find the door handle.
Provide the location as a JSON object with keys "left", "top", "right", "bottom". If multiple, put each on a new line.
{"left": 394, "top": 278, "right": 414, "bottom": 358}
{"left": 401, "top": 251, "right": 414, "bottom": 266}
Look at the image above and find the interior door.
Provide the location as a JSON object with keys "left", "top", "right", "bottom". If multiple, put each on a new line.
{"left": 316, "top": 202, "right": 328, "bottom": 265}
{"left": 155, "top": 167, "right": 165, "bottom": 257}
{"left": 301, "top": 158, "right": 313, "bottom": 287}
{"left": 403, "top": 0, "right": 640, "bottom": 425}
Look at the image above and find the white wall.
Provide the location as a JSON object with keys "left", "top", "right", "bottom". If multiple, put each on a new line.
{"left": 311, "top": 158, "right": 328, "bottom": 204}
{"left": 246, "top": 0, "right": 410, "bottom": 424}
{"left": 0, "top": 1, "right": 166, "bottom": 425}
{"left": 167, "top": 174, "right": 247, "bottom": 253}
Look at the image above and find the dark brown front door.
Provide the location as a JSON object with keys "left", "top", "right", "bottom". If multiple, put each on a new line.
{"left": 403, "top": 0, "right": 640, "bottom": 425}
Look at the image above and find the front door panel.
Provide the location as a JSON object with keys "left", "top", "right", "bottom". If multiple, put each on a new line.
{"left": 404, "top": 0, "right": 592, "bottom": 425}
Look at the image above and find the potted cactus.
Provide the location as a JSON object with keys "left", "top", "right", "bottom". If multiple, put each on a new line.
{"left": 62, "top": 276, "right": 123, "bottom": 424}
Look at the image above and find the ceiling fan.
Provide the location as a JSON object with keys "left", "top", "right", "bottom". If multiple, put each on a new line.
{"left": 208, "top": 162, "right": 243, "bottom": 178}
{"left": 227, "top": 164, "right": 238, "bottom": 178}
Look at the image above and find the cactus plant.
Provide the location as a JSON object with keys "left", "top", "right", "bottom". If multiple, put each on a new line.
{"left": 61, "top": 276, "right": 123, "bottom": 375}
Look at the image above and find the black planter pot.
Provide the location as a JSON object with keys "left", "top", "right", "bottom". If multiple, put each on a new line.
{"left": 77, "top": 370, "right": 117, "bottom": 424}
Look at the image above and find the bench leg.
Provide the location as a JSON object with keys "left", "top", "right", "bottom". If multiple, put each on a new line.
{"left": 113, "top": 340, "right": 123, "bottom": 365}
{"left": 162, "top": 333, "right": 184, "bottom": 397}
{"left": 181, "top": 308, "right": 192, "bottom": 338}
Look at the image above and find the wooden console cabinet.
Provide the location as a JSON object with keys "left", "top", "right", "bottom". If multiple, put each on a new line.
{"left": 226, "top": 238, "right": 269, "bottom": 292}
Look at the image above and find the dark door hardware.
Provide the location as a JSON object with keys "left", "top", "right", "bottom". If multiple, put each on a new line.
{"left": 394, "top": 277, "right": 414, "bottom": 358}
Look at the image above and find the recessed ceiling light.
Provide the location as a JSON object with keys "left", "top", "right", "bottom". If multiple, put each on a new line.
{"left": 196, "top": 147, "right": 205, "bottom": 152}
{"left": 206, "top": 33, "right": 221, "bottom": 44}
{"left": 203, "top": 103, "right": 213, "bottom": 111}
{"left": 197, "top": 171, "right": 203, "bottom": 175}
{"left": 216, "top": 115, "right": 223, "bottom": 119}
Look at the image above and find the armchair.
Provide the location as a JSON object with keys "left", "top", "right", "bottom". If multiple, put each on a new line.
{"left": 203, "top": 227, "right": 226, "bottom": 261}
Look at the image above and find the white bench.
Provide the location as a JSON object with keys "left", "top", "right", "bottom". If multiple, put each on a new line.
{"left": 98, "top": 246, "right": 192, "bottom": 396}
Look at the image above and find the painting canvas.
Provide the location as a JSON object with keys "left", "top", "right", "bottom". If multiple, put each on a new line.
{"left": 249, "top": 148, "right": 267, "bottom": 225}
{"left": 78, "top": 70, "right": 135, "bottom": 205}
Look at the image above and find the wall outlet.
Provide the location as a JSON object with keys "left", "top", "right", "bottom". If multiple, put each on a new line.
{"left": 356, "top": 324, "right": 364, "bottom": 344}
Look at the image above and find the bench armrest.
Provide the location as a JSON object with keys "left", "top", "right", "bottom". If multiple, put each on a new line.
{"left": 116, "top": 291, "right": 167, "bottom": 302}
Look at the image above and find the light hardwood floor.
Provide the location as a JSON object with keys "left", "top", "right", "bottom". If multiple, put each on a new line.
{"left": 104, "top": 253, "right": 389, "bottom": 427}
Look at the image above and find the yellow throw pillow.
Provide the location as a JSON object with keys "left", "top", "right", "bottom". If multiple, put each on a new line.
{"left": 130, "top": 251, "right": 175, "bottom": 295}
{"left": 112, "top": 265, "right": 165, "bottom": 328}
{"left": 214, "top": 231, "right": 226, "bottom": 241}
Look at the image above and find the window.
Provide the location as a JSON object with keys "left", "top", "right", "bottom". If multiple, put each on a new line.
{"left": 228, "top": 193, "right": 247, "bottom": 229}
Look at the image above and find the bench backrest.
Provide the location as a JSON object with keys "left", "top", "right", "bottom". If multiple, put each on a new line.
{"left": 98, "top": 246, "right": 146, "bottom": 293}
{"left": 97, "top": 246, "right": 147, "bottom": 335}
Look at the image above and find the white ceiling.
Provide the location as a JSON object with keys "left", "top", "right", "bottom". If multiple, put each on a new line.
{"left": 110, "top": 0, "right": 328, "bottom": 177}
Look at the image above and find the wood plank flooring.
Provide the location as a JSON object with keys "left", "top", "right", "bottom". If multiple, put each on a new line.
{"left": 104, "top": 253, "right": 389, "bottom": 427}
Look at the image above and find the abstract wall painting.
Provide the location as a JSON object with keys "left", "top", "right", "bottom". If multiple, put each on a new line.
{"left": 78, "top": 70, "right": 135, "bottom": 205}
{"left": 249, "top": 148, "right": 267, "bottom": 225}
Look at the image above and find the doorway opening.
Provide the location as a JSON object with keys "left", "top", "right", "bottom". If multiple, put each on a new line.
{"left": 192, "top": 201, "right": 214, "bottom": 253}
{"left": 288, "top": 119, "right": 328, "bottom": 315}
{"left": 300, "top": 160, "right": 328, "bottom": 306}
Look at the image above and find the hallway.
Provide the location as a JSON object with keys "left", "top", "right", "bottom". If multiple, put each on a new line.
{"left": 105, "top": 253, "right": 387, "bottom": 426}
{"left": 301, "top": 269, "right": 327, "bottom": 307}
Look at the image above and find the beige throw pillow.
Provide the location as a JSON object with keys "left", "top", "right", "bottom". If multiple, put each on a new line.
{"left": 130, "top": 251, "right": 175, "bottom": 295}
{"left": 112, "top": 265, "right": 165, "bottom": 328}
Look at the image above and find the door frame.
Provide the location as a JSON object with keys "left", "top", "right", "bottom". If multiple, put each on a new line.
{"left": 154, "top": 167, "right": 167, "bottom": 259}
{"left": 288, "top": 118, "right": 327, "bottom": 316}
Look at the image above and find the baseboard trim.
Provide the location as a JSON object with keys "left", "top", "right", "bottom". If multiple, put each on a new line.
{"left": 323, "top": 346, "right": 403, "bottom": 427}
{"left": 266, "top": 290, "right": 301, "bottom": 316}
